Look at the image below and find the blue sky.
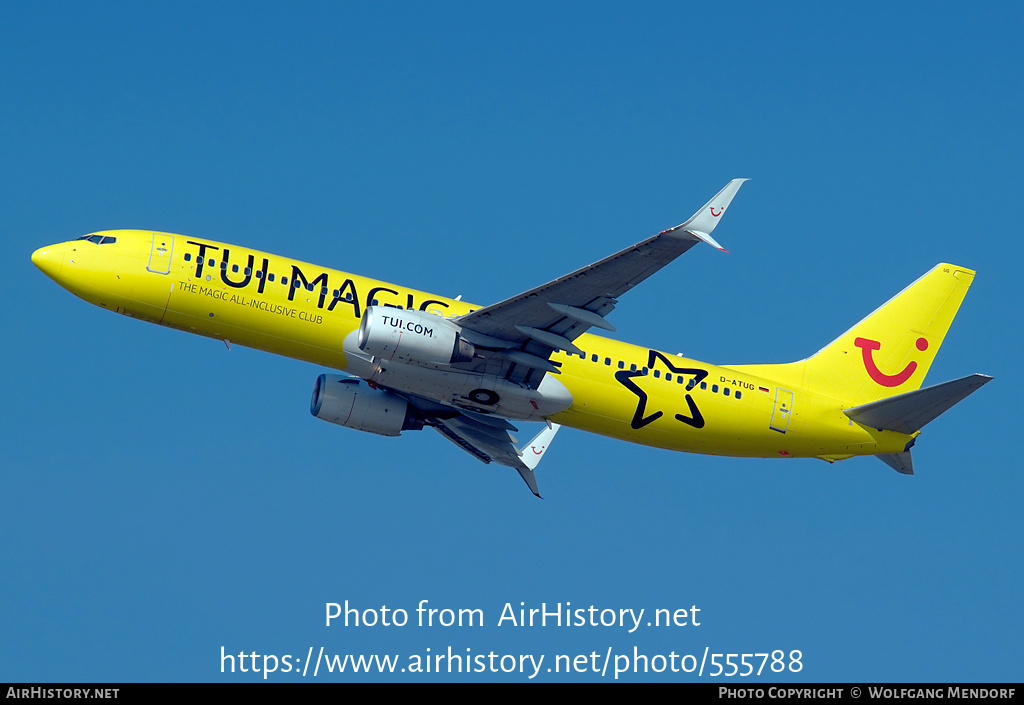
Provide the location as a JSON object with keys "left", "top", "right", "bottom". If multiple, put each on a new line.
{"left": 2, "top": 1, "right": 1021, "bottom": 682}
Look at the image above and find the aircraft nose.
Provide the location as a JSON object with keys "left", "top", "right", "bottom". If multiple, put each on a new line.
{"left": 32, "top": 243, "right": 66, "bottom": 281}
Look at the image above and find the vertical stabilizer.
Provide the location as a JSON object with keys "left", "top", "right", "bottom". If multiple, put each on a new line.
{"left": 783, "top": 264, "right": 976, "bottom": 405}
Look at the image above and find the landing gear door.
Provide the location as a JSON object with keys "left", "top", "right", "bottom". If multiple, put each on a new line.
{"left": 147, "top": 233, "right": 174, "bottom": 274}
{"left": 770, "top": 388, "right": 793, "bottom": 433}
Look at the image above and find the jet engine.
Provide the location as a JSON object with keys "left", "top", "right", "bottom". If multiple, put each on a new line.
{"left": 310, "top": 374, "right": 423, "bottom": 436}
{"left": 357, "top": 306, "right": 475, "bottom": 366}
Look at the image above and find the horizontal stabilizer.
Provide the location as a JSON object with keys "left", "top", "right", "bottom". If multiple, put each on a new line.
{"left": 845, "top": 373, "right": 992, "bottom": 434}
{"left": 877, "top": 451, "right": 915, "bottom": 475}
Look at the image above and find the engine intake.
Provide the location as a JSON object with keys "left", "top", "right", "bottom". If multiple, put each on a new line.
{"left": 310, "top": 374, "right": 423, "bottom": 436}
{"left": 358, "top": 306, "right": 475, "bottom": 366}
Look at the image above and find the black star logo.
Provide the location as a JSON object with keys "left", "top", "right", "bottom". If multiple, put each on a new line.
{"left": 615, "top": 350, "right": 708, "bottom": 430}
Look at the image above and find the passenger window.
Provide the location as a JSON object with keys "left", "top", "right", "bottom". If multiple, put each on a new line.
{"left": 184, "top": 253, "right": 192, "bottom": 261}
{"left": 653, "top": 370, "right": 661, "bottom": 378}
{"left": 256, "top": 270, "right": 264, "bottom": 279}
{"left": 630, "top": 364, "right": 637, "bottom": 372}
{"left": 281, "top": 277, "right": 288, "bottom": 286}
{"left": 712, "top": 385, "right": 719, "bottom": 393}
{"left": 220, "top": 261, "right": 227, "bottom": 270}
{"left": 685, "top": 378, "right": 694, "bottom": 388}
{"left": 232, "top": 264, "right": 239, "bottom": 273}
{"left": 604, "top": 357, "right": 611, "bottom": 366}
{"left": 700, "top": 382, "right": 707, "bottom": 390}
{"left": 724, "top": 388, "right": 730, "bottom": 396}
{"left": 735, "top": 391, "right": 742, "bottom": 400}
{"left": 268, "top": 274, "right": 275, "bottom": 282}
{"left": 591, "top": 354, "right": 598, "bottom": 362}
{"left": 617, "top": 361, "right": 624, "bottom": 369}
{"left": 245, "top": 268, "right": 252, "bottom": 276}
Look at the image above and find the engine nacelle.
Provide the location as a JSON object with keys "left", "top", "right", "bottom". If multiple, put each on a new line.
{"left": 358, "top": 306, "right": 475, "bottom": 366}
{"left": 310, "top": 374, "right": 423, "bottom": 436}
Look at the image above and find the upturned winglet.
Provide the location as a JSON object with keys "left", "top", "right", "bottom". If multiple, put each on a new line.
{"left": 670, "top": 178, "right": 749, "bottom": 251}
{"left": 515, "top": 423, "right": 562, "bottom": 498}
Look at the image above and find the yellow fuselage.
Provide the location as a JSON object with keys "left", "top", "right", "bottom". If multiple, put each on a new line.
{"left": 33, "top": 230, "right": 913, "bottom": 462}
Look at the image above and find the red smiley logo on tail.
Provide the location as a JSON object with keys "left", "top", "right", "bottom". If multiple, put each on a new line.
{"left": 854, "top": 336, "right": 928, "bottom": 387}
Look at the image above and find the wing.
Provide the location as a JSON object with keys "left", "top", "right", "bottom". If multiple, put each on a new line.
{"left": 452, "top": 179, "right": 748, "bottom": 385}
{"left": 349, "top": 181, "right": 747, "bottom": 496}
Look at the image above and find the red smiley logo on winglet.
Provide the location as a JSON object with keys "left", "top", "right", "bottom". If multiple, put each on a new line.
{"left": 710, "top": 207, "right": 723, "bottom": 217}
{"left": 530, "top": 445, "right": 545, "bottom": 455}
{"left": 854, "top": 336, "right": 928, "bottom": 387}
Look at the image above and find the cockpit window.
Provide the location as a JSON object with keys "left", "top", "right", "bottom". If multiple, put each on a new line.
{"left": 76, "top": 234, "right": 117, "bottom": 244}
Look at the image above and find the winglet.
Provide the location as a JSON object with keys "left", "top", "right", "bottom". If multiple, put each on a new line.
{"left": 670, "top": 178, "right": 749, "bottom": 251}
{"left": 515, "top": 423, "right": 561, "bottom": 498}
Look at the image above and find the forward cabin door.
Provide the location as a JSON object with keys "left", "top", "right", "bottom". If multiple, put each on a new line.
{"left": 147, "top": 233, "right": 174, "bottom": 274}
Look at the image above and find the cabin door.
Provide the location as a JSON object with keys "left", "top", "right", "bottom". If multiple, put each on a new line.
{"left": 770, "top": 388, "right": 793, "bottom": 433}
{"left": 147, "top": 233, "right": 174, "bottom": 274}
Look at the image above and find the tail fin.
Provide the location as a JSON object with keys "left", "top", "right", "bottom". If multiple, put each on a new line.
{"left": 804, "top": 264, "right": 976, "bottom": 404}
{"left": 729, "top": 264, "right": 977, "bottom": 405}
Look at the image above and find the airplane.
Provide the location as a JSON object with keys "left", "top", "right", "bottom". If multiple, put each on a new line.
{"left": 31, "top": 180, "right": 990, "bottom": 497}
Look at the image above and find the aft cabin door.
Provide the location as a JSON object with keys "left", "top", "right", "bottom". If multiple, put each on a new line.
{"left": 147, "top": 233, "right": 174, "bottom": 274}
{"left": 770, "top": 388, "right": 793, "bottom": 433}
